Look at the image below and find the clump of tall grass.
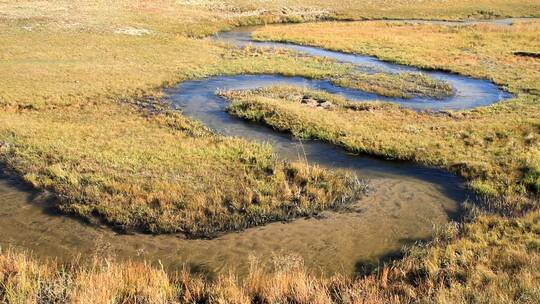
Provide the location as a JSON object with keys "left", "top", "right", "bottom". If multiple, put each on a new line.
{"left": 332, "top": 72, "right": 454, "bottom": 99}
{"left": 0, "top": 249, "right": 403, "bottom": 304}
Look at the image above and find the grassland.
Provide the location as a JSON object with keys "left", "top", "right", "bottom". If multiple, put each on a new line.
{"left": 1, "top": 0, "right": 540, "bottom": 303}
{"left": 0, "top": 25, "right": 440, "bottom": 236}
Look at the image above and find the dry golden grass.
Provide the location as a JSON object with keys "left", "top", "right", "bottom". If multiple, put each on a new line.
{"left": 405, "top": 210, "right": 540, "bottom": 303}
{"left": 0, "top": 248, "right": 406, "bottom": 303}
{"left": 179, "top": 0, "right": 540, "bottom": 21}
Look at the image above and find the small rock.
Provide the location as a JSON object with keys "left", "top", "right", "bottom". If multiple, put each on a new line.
{"left": 319, "top": 101, "right": 334, "bottom": 110}
{"left": 0, "top": 141, "right": 11, "bottom": 152}
{"left": 114, "top": 27, "right": 151, "bottom": 36}
{"left": 301, "top": 98, "right": 319, "bottom": 107}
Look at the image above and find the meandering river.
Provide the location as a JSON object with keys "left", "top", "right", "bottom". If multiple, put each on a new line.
{"left": 0, "top": 19, "right": 522, "bottom": 277}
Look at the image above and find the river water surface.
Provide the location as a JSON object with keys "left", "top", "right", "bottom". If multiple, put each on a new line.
{"left": 0, "top": 19, "right": 521, "bottom": 277}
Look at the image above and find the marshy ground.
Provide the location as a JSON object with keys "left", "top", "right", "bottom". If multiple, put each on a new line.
{"left": 0, "top": 1, "right": 539, "bottom": 303}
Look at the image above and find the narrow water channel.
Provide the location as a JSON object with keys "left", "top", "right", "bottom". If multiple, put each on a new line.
{"left": 0, "top": 19, "right": 519, "bottom": 277}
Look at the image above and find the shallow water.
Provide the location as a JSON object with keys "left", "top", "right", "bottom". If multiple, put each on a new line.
{"left": 0, "top": 174, "right": 460, "bottom": 277}
{"left": 0, "top": 18, "right": 518, "bottom": 277}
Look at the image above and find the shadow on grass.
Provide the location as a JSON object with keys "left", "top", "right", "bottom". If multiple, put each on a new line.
{"left": 353, "top": 236, "right": 430, "bottom": 277}
{"left": 0, "top": 167, "right": 115, "bottom": 232}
